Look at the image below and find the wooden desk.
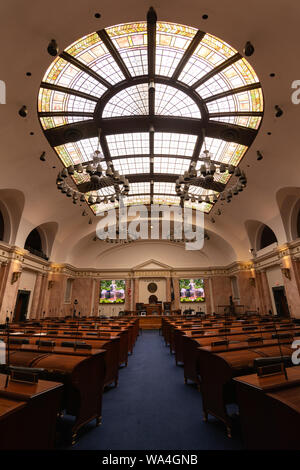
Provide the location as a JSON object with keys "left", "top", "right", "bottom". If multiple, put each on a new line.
{"left": 196, "top": 344, "right": 294, "bottom": 438}
{"left": 143, "top": 304, "right": 162, "bottom": 315}
{"left": 138, "top": 315, "right": 162, "bottom": 329}
{"left": 7, "top": 349, "right": 106, "bottom": 444}
{"left": 0, "top": 374, "right": 63, "bottom": 449}
{"left": 234, "top": 367, "right": 300, "bottom": 449}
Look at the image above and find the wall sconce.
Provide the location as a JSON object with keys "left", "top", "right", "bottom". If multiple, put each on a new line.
{"left": 282, "top": 268, "right": 291, "bottom": 280}
{"left": 249, "top": 277, "right": 256, "bottom": 287}
{"left": 48, "top": 280, "right": 55, "bottom": 290}
{"left": 11, "top": 271, "right": 21, "bottom": 284}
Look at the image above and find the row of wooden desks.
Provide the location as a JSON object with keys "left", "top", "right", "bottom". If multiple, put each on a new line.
{"left": 234, "top": 367, "right": 300, "bottom": 449}
{"left": 162, "top": 316, "right": 300, "bottom": 444}
{"left": 0, "top": 317, "right": 140, "bottom": 448}
{"left": 0, "top": 373, "right": 63, "bottom": 449}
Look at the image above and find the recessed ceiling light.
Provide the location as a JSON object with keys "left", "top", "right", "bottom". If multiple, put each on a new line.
{"left": 94, "top": 13, "right": 101, "bottom": 18}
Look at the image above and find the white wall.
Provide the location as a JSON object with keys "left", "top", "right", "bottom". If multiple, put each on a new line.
{"left": 139, "top": 279, "right": 166, "bottom": 304}
{"left": 18, "top": 270, "right": 37, "bottom": 318}
{"left": 266, "top": 266, "right": 284, "bottom": 314}
{"left": 98, "top": 304, "right": 124, "bottom": 316}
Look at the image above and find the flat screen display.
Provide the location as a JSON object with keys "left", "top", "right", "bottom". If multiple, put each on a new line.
{"left": 179, "top": 278, "right": 205, "bottom": 303}
{"left": 100, "top": 280, "right": 125, "bottom": 304}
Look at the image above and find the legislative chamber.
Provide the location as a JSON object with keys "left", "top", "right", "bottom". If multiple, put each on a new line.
{"left": 0, "top": 0, "right": 300, "bottom": 455}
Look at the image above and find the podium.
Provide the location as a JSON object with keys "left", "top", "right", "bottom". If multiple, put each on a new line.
{"left": 144, "top": 304, "right": 162, "bottom": 315}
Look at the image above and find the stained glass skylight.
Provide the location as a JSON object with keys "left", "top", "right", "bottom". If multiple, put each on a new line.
{"left": 106, "top": 133, "right": 150, "bottom": 157}
{"left": 155, "top": 84, "right": 201, "bottom": 117}
{"left": 154, "top": 182, "right": 175, "bottom": 195}
{"left": 55, "top": 137, "right": 104, "bottom": 166}
{"left": 106, "top": 22, "right": 148, "bottom": 76}
{"left": 154, "top": 133, "right": 197, "bottom": 156}
{"left": 153, "top": 157, "right": 191, "bottom": 174}
{"left": 38, "top": 88, "right": 96, "bottom": 115}
{"left": 210, "top": 115, "right": 262, "bottom": 130}
{"left": 39, "top": 14, "right": 263, "bottom": 216}
{"left": 129, "top": 182, "right": 151, "bottom": 194}
{"left": 197, "top": 137, "right": 248, "bottom": 166}
{"left": 156, "top": 22, "right": 197, "bottom": 77}
{"left": 178, "top": 33, "right": 237, "bottom": 86}
{"left": 40, "top": 115, "right": 93, "bottom": 131}
{"left": 112, "top": 157, "right": 150, "bottom": 175}
{"left": 102, "top": 84, "right": 148, "bottom": 117}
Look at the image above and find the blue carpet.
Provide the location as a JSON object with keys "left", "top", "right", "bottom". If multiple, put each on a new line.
{"left": 70, "top": 330, "right": 244, "bottom": 450}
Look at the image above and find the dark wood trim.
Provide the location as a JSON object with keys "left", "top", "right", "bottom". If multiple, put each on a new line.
{"left": 77, "top": 172, "right": 225, "bottom": 193}
{"left": 204, "top": 83, "right": 262, "bottom": 103}
{"left": 60, "top": 51, "right": 112, "bottom": 89}
{"left": 40, "top": 111, "right": 94, "bottom": 118}
{"left": 172, "top": 30, "right": 206, "bottom": 80}
{"left": 147, "top": 7, "right": 157, "bottom": 80}
{"left": 40, "top": 82, "right": 99, "bottom": 102}
{"left": 192, "top": 52, "right": 242, "bottom": 90}
{"left": 97, "top": 29, "right": 131, "bottom": 80}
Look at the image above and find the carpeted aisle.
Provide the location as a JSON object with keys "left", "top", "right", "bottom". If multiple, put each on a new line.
{"left": 72, "top": 330, "right": 243, "bottom": 450}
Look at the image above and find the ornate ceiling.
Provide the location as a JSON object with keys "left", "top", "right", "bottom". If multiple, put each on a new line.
{"left": 38, "top": 7, "right": 263, "bottom": 216}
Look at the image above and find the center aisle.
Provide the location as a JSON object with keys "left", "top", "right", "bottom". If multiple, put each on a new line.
{"left": 73, "top": 330, "right": 243, "bottom": 450}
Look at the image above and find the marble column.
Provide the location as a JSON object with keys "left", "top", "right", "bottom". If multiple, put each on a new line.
{"left": 133, "top": 278, "right": 139, "bottom": 309}
{"left": 236, "top": 271, "right": 257, "bottom": 311}
{"left": 0, "top": 261, "right": 22, "bottom": 323}
{"left": 208, "top": 277, "right": 215, "bottom": 314}
{"left": 166, "top": 277, "right": 171, "bottom": 302}
{"left": 255, "top": 270, "right": 273, "bottom": 315}
{"left": 30, "top": 272, "right": 43, "bottom": 318}
{"left": 281, "top": 256, "right": 300, "bottom": 318}
{"left": 125, "top": 278, "right": 131, "bottom": 310}
{"left": 173, "top": 278, "right": 180, "bottom": 310}
{"left": 204, "top": 278, "right": 212, "bottom": 314}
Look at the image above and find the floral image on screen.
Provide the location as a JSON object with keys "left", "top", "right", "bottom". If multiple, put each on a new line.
{"left": 100, "top": 280, "right": 125, "bottom": 304}
{"left": 179, "top": 279, "right": 205, "bottom": 303}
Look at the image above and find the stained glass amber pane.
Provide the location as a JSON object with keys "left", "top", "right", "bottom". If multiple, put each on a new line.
{"left": 65, "top": 33, "right": 101, "bottom": 57}
{"left": 185, "top": 200, "right": 212, "bottom": 213}
{"left": 55, "top": 137, "right": 101, "bottom": 166}
{"left": 206, "top": 89, "right": 263, "bottom": 114}
{"left": 156, "top": 22, "right": 197, "bottom": 77}
{"left": 210, "top": 115, "right": 262, "bottom": 130}
{"left": 38, "top": 88, "right": 96, "bottom": 114}
{"left": 106, "top": 22, "right": 148, "bottom": 76}
{"left": 178, "top": 32, "right": 237, "bottom": 86}
{"left": 40, "top": 115, "right": 92, "bottom": 130}
{"left": 153, "top": 195, "right": 180, "bottom": 206}
{"left": 197, "top": 138, "right": 248, "bottom": 166}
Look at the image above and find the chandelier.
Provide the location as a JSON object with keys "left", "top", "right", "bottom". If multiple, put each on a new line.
{"left": 56, "top": 138, "right": 130, "bottom": 208}
{"left": 175, "top": 145, "right": 247, "bottom": 207}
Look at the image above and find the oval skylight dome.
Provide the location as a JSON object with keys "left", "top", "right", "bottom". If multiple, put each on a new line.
{"left": 38, "top": 9, "right": 263, "bottom": 215}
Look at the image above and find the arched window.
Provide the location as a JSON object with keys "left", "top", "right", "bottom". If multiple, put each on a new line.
{"left": 0, "top": 211, "right": 4, "bottom": 241}
{"left": 259, "top": 225, "right": 277, "bottom": 250}
{"left": 24, "top": 229, "right": 48, "bottom": 260}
